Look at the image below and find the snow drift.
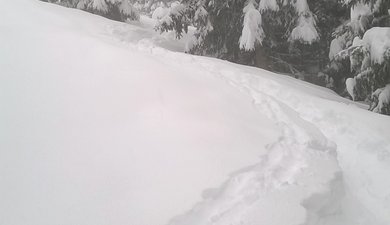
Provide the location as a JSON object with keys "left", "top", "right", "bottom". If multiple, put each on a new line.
{"left": 1, "top": 1, "right": 389, "bottom": 225}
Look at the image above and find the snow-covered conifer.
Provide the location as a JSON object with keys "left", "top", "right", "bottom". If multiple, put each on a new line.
{"left": 88, "top": 0, "right": 109, "bottom": 13}
{"left": 44, "top": 0, "right": 140, "bottom": 22}
{"left": 119, "top": 0, "right": 140, "bottom": 21}
{"left": 152, "top": 6, "right": 170, "bottom": 20}
{"left": 239, "top": 0, "right": 264, "bottom": 51}
{"left": 322, "top": 0, "right": 390, "bottom": 114}
{"left": 289, "top": 0, "right": 319, "bottom": 44}
{"left": 156, "top": 0, "right": 329, "bottom": 75}
{"left": 333, "top": 27, "right": 390, "bottom": 114}
{"left": 259, "top": 0, "right": 279, "bottom": 12}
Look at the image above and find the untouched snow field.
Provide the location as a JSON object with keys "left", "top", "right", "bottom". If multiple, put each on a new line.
{"left": 1, "top": 1, "right": 390, "bottom": 225}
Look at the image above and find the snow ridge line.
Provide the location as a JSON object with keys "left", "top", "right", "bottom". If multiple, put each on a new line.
{"left": 221, "top": 75, "right": 346, "bottom": 225}
{"left": 164, "top": 61, "right": 344, "bottom": 225}
{"left": 118, "top": 35, "right": 346, "bottom": 223}
{"left": 106, "top": 24, "right": 390, "bottom": 224}
{"left": 210, "top": 63, "right": 390, "bottom": 225}
{"left": 199, "top": 62, "right": 390, "bottom": 225}
{"left": 117, "top": 35, "right": 345, "bottom": 225}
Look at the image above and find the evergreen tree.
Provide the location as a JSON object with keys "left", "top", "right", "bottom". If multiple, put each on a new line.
{"left": 42, "top": 0, "right": 140, "bottom": 22}
{"left": 324, "top": 0, "right": 390, "bottom": 114}
{"left": 134, "top": 0, "right": 177, "bottom": 15}
{"left": 343, "top": 27, "right": 390, "bottom": 114}
{"left": 156, "top": 0, "right": 344, "bottom": 77}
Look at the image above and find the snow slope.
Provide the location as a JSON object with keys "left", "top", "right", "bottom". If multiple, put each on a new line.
{"left": 1, "top": 1, "right": 390, "bottom": 225}
{"left": 0, "top": 2, "right": 277, "bottom": 225}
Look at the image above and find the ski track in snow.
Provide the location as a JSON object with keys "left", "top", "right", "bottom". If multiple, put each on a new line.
{"left": 106, "top": 19, "right": 390, "bottom": 225}
{"left": 1, "top": 1, "right": 389, "bottom": 224}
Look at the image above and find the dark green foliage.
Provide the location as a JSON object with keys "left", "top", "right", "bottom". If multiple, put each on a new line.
{"left": 135, "top": 0, "right": 175, "bottom": 15}
{"left": 366, "top": 58, "right": 390, "bottom": 115}
{"left": 258, "top": 4, "right": 300, "bottom": 73}
{"left": 322, "top": 0, "right": 390, "bottom": 108}
{"left": 189, "top": 0, "right": 246, "bottom": 62}
{"left": 157, "top": 0, "right": 347, "bottom": 78}
{"left": 157, "top": 4, "right": 191, "bottom": 38}
{"left": 41, "top": 0, "right": 140, "bottom": 22}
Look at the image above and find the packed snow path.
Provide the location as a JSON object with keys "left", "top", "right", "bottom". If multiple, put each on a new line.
{"left": 1, "top": 1, "right": 390, "bottom": 225}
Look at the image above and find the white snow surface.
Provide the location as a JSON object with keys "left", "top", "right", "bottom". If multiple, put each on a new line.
{"left": 1, "top": 1, "right": 390, "bottom": 225}
{"left": 362, "top": 27, "right": 390, "bottom": 64}
{"left": 259, "top": 0, "right": 279, "bottom": 12}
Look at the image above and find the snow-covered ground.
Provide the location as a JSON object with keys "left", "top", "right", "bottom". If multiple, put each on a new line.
{"left": 1, "top": 1, "right": 389, "bottom": 225}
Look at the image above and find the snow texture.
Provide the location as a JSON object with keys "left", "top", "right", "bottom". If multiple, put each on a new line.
{"left": 329, "top": 36, "right": 346, "bottom": 60}
{"left": 289, "top": 0, "right": 319, "bottom": 44}
{"left": 290, "top": 13, "right": 319, "bottom": 44}
{"left": 194, "top": 5, "right": 207, "bottom": 21}
{"left": 152, "top": 6, "right": 169, "bottom": 20}
{"left": 119, "top": 0, "right": 139, "bottom": 19}
{"left": 76, "top": 0, "right": 89, "bottom": 9}
{"left": 293, "top": 0, "right": 310, "bottom": 14}
{"left": 372, "top": 84, "right": 390, "bottom": 113}
{"left": 1, "top": 1, "right": 390, "bottom": 225}
{"left": 239, "top": 0, "right": 264, "bottom": 50}
{"left": 258, "top": 0, "right": 279, "bottom": 12}
{"left": 362, "top": 27, "right": 390, "bottom": 64}
{"left": 89, "top": 0, "right": 109, "bottom": 12}
{"left": 350, "top": 2, "right": 371, "bottom": 22}
{"left": 346, "top": 77, "right": 356, "bottom": 100}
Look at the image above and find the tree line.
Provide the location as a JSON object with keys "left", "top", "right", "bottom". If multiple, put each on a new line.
{"left": 41, "top": 0, "right": 390, "bottom": 114}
